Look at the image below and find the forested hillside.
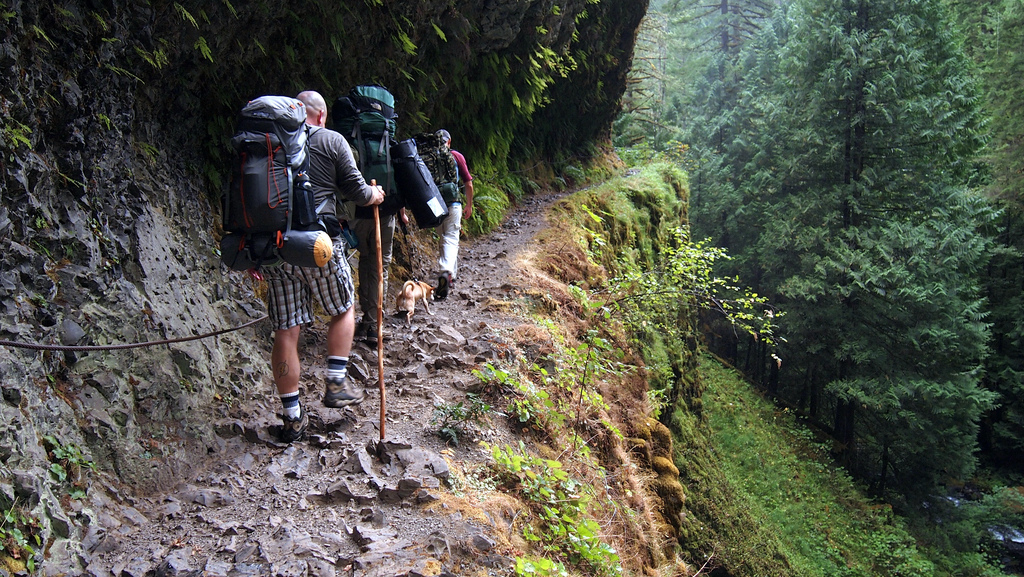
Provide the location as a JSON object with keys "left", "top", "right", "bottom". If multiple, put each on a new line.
{"left": 616, "top": 0, "right": 1024, "bottom": 574}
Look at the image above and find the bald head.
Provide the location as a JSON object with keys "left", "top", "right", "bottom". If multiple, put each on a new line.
{"left": 296, "top": 91, "right": 327, "bottom": 127}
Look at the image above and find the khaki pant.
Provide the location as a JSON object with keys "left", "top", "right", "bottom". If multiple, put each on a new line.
{"left": 351, "top": 212, "right": 396, "bottom": 328}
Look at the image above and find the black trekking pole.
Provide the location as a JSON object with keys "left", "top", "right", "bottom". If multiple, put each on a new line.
{"left": 397, "top": 214, "right": 419, "bottom": 277}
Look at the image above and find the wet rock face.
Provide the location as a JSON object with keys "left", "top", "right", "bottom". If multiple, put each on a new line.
{"left": 0, "top": 5, "right": 274, "bottom": 572}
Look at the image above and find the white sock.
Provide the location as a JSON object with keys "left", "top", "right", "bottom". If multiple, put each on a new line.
{"left": 327, "top": 355, "right": 348, "bottom": 382}
{"left": 279, "top": 392, "right": 301, "bottom": 419}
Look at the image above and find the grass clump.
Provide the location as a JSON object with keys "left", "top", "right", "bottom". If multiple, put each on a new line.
{"left": 702, "top": 355, "right": 939, "bottom": 576}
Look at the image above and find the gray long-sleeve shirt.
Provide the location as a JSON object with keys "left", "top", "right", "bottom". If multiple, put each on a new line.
{"left": 307, "top": 126, "right": 375, "bottom": 218}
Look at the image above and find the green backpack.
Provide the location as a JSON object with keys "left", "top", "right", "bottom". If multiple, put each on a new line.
{"left": 414, "top": 130, "right": 460, "bottom": 203}
{"left": 332, "top": 85, "right": 403, "bottom": 215}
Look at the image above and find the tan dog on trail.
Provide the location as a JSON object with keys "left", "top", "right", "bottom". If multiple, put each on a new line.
{"left": 395, "top": 280, "right": 435, "bottom": 324}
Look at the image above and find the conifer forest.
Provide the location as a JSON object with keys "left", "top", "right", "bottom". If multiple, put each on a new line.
{"left": 616, "top": 0, "right": 1024, "bottom": 573}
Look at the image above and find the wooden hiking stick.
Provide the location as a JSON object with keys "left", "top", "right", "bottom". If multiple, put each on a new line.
{"left": 372, "top": 181, "right": 385, "bottom": 441}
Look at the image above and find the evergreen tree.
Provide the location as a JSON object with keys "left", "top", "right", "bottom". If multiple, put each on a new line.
{"left": 946, "top": 0, "right": 1024, "bottom": 203}
{"left": 615, "top": 9, "right": 684, "bottom": 149}
{"left": 615, "top": 0, "right": 777, "bottom": 154}
{"left": 945, "top": 0, "right": 1024, "bottom": 470}
{"left": 976, "top": 215, "right": 1024, "bottom": 467}
{"left": 683, "top": 1, "right": 784, "bottom": 238}
{"left": 687, "top": 6, "right": 793, "bottom": 385}
{"left": 633, "top": 0, "right": 1001, "bottom": 497}
{"left": 756, "top": 0, "right": 995, "bottom": 499}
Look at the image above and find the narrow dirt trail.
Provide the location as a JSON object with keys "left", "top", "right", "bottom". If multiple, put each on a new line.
{"left": 84, "top": 191, "right": 566, "bottom": 577}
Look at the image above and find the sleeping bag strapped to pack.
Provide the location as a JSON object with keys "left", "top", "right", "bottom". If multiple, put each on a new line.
{"left": 391, "top": 138, "right": 448, "bottom": 229}
{"left": 414, "top": 130, "right": 460, "bottom": 204}
{"left": 220, "top": 95, "right": 332, "bottom": 271}
{"left": 332, "top": 85, "right": 402, "bottom": 218}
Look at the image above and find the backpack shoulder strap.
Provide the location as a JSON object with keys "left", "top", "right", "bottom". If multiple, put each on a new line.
{"left": 446, "top": 148, "right": 459, "bottom": 184}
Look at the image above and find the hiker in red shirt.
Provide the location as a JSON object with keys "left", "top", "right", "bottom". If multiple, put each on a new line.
{"left": 433, "top": 129, "right": 474, "bottom": 300}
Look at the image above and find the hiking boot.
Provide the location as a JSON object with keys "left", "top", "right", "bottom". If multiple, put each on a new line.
{"left": 363, "top": 324, "right": 386, "bottom": 346}
{"left": 279, "top": 407, "right": 308, "bottom": 443}
{"left": 323, "top": 377, "right": 364, "bottom": 408}
{"left": 435, "top": 272, "right": 452, "bottom": 301}
{"left": 354, "top": 321, "right": 368, "bottom": 340}
{"left": 356, "top": 318, "right": 382, "bottom": 342}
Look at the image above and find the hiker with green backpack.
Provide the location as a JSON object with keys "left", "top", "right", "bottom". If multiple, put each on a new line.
{"left": 333, "top": 85, "right": 406, "bottom": 344}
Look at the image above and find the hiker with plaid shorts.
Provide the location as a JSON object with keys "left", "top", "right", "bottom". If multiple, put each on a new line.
{"left": 263, "top": 90, "right": 384, "bottom": 443}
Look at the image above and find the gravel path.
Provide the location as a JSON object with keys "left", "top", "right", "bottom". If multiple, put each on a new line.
{"left": 85, "top": 191, "right": 566, "bottom": 576}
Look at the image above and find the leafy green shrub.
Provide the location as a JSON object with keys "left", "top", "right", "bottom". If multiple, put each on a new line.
{"left": 489, "top": 442, "right": 622, "bottom": 576}
{"left": 43, "top": 435, "right": 95, "bottom": 499}
{"left": 464, "top": 181, "right": 510, "bottom": 236}
{"left": 509, "top": 374, "right": 557, "bottom": 430}
{"left": 431, "top": 393, "right": 491, "bottom": 446}
{"left": 0, "top": 500, "right": 40, "bottom": 573}
{"left": 471, "top": 362, "right": 516, "bottom": 392}
{"left": 864, "top": 529, "right": 935, "bottom": 577}
{"left": 472, "top": 362, "right": 551, "bottom": 429}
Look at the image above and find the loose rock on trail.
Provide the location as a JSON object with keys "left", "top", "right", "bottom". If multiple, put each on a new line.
{"left": 84, "top": 191, "right": 564, "bottom": 576}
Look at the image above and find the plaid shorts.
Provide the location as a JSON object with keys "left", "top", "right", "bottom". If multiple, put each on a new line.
{"left": 264, "top": 239, "right": 354, "bottom": 330}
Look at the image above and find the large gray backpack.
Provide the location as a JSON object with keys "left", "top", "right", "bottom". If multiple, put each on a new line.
{"left": 221, "top": 96, "right": 330, "bottom": 271}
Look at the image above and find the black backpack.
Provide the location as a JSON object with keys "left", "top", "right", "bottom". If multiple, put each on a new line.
{"left": 333, "top": 85, "right": 403, "bottom": 216}
{"left": 391, "top": 138, "right": 449, "bottom": 229}
{"left": 414, "top": 130, "right": 460, "bottom": 203}
{"left": 220, "top": 96, "right": 332, "bottom": 271}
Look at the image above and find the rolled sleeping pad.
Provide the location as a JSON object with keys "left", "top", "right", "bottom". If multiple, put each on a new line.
{"left": 279, "top": 229, "right": 333, "bottom": 268}
{"left": 391, "top": 138, "right": 448, "bottom": 229}
{"left": 221, "top": 230, "right": 331, "bottom": 270}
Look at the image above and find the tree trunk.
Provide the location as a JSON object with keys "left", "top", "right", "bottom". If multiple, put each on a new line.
{"left": 833, "top": 399, "right": 856, "bottom": 465}
{"left": 767, "top": 354, "right": 779, "bottom": 400}
{"left": 877, "top": 441, "right": 889, "bottom": 496}
{"left": 721, "top": 0, "right": 729, "bottom": 53}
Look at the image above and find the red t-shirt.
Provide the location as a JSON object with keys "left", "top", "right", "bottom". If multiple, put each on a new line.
{"left": 451, "top": 150, "right": 473, "bottom": 184}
